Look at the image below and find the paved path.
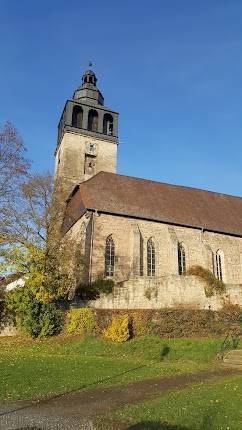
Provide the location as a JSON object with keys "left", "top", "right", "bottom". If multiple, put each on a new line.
{"left": 0, "top": 368, "right": 240, "bottom": 430}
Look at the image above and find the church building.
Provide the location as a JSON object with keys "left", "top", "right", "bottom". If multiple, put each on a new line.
{"left": 54, "top": 68, "right": 242, "bottom": 310}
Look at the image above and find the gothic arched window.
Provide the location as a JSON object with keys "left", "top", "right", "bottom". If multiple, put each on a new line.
{"left": 105, "top": 236, "right": 115, "bottom": 277}
{"left": 103, "top": 113, "right": 114, "bottom": 136}
{"left": 178, "top": 242, "right": 186, "bottom": 275}
{"left": 88, "top": 109, "right": 98, "bottom": 132}
{"left": 147, "top": 238, "right": 155, "bottom": 276}
{"left": 72, "top": 106, "right": 83, "bottom": 128}
{"left": 215, "top": 250, "right": 223, "bottom": 281}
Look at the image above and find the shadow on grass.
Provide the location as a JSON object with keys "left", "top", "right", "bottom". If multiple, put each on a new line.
{"left": 126, "top": 407, "right": 220, "bottom": 429}
{"left": 13, "top": 428, "right": 42, "bottom": 430}
{"left": 126, "top": 423, "right": 190, "bottom": 429}
{"left": 0, "top": 364, "right": 146, "bottom": 417}
{"left": 160, "top": 345, "right": 170, "bottom": 360}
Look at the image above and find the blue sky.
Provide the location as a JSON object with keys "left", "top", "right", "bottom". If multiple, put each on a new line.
{"left": 1, "top": 0, "right": 242, "bottom": 195}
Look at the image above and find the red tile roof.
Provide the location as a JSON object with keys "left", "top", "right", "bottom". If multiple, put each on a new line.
{"left": 63, "top": 172, "right": 242, "bottom": 237}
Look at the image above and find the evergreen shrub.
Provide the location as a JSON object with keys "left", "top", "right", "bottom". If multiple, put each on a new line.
{"left": 77, "top": 278, "right": 114, "bottom": 300}
{"left": 7, "top": 286, "right": 63, "bottom": 338}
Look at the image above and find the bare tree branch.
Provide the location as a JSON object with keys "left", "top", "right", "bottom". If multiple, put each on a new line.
{"left": 0, "top": 173, "right": 54, "bottom": 248}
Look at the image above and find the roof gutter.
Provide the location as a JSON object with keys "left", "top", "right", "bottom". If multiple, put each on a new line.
{"left": 85, "top": 208, "right": 242, "bottom": 239}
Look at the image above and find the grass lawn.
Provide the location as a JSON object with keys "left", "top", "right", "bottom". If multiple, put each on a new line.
{"left": 113, "top": 374, "right": 242, "bottom": 429}
{"left": 0, "top": 335, "right": 224, "bottom": 400}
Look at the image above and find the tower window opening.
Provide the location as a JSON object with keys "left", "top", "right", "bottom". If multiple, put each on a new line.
{"left": 84, "top": 154, "right": 95, "bottom": 175}
{"left": 72, "top": 106, "right": 83, "bottom": 128}
{"left": 103, "top": 113, "right": 114, "bottom": 136}
{"left": 178, "top": 242, "right": 186, "bottom": 275}
{"left": 147, "top": 238, "right": 155, "bottom": 276}
{"left": 88, "top": 109, "right": 98, "bottom": 132}
{"left": 215, "top": 250, "right": 223, "bottom": 281}
{"left": 105, "top": 236, "right": 115, "bottom": 277}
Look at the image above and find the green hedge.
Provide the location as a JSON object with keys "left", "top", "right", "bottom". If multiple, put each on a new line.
{"left": 92, "top": 304, "right": 242, "bottom": 338}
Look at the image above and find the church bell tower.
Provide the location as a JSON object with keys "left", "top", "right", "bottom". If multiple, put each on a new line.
{"left": 54, "top": 66, "right": 118, "bottom": 199}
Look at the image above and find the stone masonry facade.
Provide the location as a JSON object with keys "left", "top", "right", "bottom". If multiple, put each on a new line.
{"left": 67, "top": 212, "right": 242, "bottom": 284}
{"left": 65, "top": 212, "right": 242, "bottom": 310}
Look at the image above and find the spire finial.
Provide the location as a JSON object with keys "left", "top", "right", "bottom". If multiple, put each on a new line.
{"left": 88, "top": 61, "right": 93, "bottom": 68}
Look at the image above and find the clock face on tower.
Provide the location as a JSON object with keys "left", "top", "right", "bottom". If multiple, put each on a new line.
{"left": 85, "top": 142, "right": 97, "bottom": 155}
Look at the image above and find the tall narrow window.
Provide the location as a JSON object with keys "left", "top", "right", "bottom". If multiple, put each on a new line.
{"left": 103, "top": 113, "right": 114, "bottom": 136}
{"left": 88, "top": 109, "right": 98, "bottom": 132}
{"left": 147, "top": 238, "right": 155, "bottom": 276}
{"left": 140, "top": 234, "right": 144, "bottom": 276}
{"left": 72, "top": 106, "right": 83, "bottom": 128}
{"left": 216, "top": 250, "right": 223, "bottom": 281}
{"left": 178, "top": 242, "right": 186, "bottom": 275}
{"left": 105, "top": 236, "right": 115, "bottom": 277}
{"left": 211, "top": 251, "right": 215, "bottom": 275}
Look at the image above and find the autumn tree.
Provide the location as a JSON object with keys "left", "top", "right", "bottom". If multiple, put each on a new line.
{"left": 0, "top": 171, "right": 75, "bottom": 300}
{"left": 0, "top": 122, "right": 72, "bottom": 293}
{"left": 0, "top": 122, "right": 78, "bottom": 337}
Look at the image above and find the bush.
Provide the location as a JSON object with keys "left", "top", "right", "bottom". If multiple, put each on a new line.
{"left": 94, "top": 307, "right": 241, "bottom": 339}
{"left": 39, "top": 304, "right": 63, "bottom": 337}
{"left": 187, "top": 265, "right": 226, "bottom": 297}
{"left": 66, "top": 308, "right": 96, "bottom": 336}
{"left": 76, "top": 277, "right": 114, "bottom": 300}
{"left": 7, "top": 286, "right": 63, "bottom": 338}
{"left": 63, "top": 307, "right": 242, "bottom": 341}
{"left": 155, "top": 309, "right": 214, "bottom": 338}
{"left": 130, "top": 310, "right": 153, "bottom": 337}
{"left": 103, "top": 314, "right": 130, "bottom": 342}
{"left": 218, "top": 303, "right": 241, "bottom": 323}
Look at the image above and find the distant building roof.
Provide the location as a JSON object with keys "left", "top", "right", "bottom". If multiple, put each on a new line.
{"left": 0, "top": 273, "right": 25, "bottom": 291}
{"left": 63, "top": 171, "right": 242, "bottom": 237}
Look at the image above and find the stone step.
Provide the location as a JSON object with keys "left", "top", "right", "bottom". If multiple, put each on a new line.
{"left": 224, "top": 348, "right": 242, "bottom": 354}
{"left": 224, "top": 351, "right": 242, "bottom": 358}
{"left": 224, "top": 358, "right": 242, "bottom": 365}
{"left": 224, "top": 364, "right": 242, "bottom": 370}
{"left": 223, "top": 349, "right": 242, "bottom": 368}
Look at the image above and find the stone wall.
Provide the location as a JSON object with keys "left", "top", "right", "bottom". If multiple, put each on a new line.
{"left": 86, "top": 275, "right": 242, "bottom": 311}
{"left": 0, "top": 324, "right": 17, "bottom": 337}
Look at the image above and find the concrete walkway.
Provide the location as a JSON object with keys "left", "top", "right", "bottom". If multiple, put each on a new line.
{"left": 0, "top": 368, "right": 240, "bottom": 430}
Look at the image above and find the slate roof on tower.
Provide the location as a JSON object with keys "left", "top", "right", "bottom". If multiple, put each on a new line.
{"left": 63, "top": 171, "right": 242, "bottom": 237}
